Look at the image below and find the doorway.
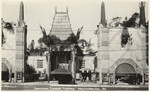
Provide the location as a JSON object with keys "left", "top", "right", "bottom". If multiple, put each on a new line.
{"left": 2, "top": 63, "right": 9, "bottom": 82}
{"left": 115, "top": 63, "right": 141, "bottom": 85}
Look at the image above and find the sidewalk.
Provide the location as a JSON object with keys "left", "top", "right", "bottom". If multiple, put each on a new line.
{"left": 2, "top": 81, "right": 148, "bottom": 87}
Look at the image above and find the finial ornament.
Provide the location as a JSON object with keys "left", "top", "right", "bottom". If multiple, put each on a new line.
{"left": 55, "top": 6, "right": 57, "bottom": 13}
{"left": 139, "top": 2, "right": 146, "bottom": 7}
{"left": 139, "top": 1, "right": 146, "bottom": 27}
{"left": 66, "top": 6, "right": 68, "bottom": 13}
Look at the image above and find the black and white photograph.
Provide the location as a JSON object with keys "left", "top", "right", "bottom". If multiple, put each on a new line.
{"left": 1, "top": 0, "right": 149, "bottom": 91}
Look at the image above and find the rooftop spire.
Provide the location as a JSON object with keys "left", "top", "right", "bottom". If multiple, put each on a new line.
{"left": 50, "top": 10, "right": 72, "bottom": 40}
{"left": 139, "top": 2, "right": 146, "bottom": 27}
{"left": 18, "top": 1, "right": 24, "bottom": 26}
{"left": 101, "top": 2, "right": 106, "bottom": 27}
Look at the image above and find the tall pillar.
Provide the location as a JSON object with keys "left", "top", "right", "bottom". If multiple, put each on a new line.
{"left": 15, "top": 26, "right": 26, "bottom": 82}
{"left": 14, "top": 71, "right": 16, "bottom": 82}
{"left": 108, "top": 71, "right": 110, "bottom": 84}
{"left": 113, "top": 72, "right": 116, "bottom": 84}
{"left": 98, "top": 2, "right": 107, "bottom": 84}
{"left": 140, "top": 22, "right": 147, "bottom": 85}
{"left": 15, "top": 2, "right": 27, "bottom": 82}
{"left": 142, "top": 72, "right": 145, "bottom": 85}
{"left": 97, "top": 24, "right": 102, "bottom": 84}
{"left": 8, "top": 69, "right": 12, "bottom": 82}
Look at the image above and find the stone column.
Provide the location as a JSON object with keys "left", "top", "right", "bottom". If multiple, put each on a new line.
{"left": 14, "top": 71, "right": 17, "bottom": 82}
{"left": 8, "top": 69, "right": 12, "bottom": 82}
{"left": 15, "top": 2, "right": 27, "bottom": 83}
{"left": 113, "top": 72, "right": 116, "bottom": 84}
{"left": 98, "top": 54, "right": 102, "bottom": 84}
{"left": 108, "top": 71, "right": 110, "bottom": 84}
{"left": 22, "top": 70, "right": 25, "bottom": 82}
{"left": 97, "top": 25, "right": 102, "bottom": 84}
{"left": 142, "top": 72, "right": 145, "bottom": 85}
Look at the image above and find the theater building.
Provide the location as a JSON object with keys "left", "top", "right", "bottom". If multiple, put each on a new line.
{"left": 1, "top": 1, "right": 148, "bottom": 85}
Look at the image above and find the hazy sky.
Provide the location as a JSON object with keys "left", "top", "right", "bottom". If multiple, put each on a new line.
{"left": 2, "top": 0, "right": 149, "bottom": 29}
{"left": 2, "top": 0, "right": 149, "bottom": 48}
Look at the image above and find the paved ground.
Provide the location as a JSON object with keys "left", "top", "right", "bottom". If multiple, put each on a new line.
{"left": 1, "top": 81, "right": 149, "bottom": 91}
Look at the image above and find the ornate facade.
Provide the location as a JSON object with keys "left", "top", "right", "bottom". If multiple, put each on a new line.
{"left": 2, "top": 2, "right": 27, "bottom": 82}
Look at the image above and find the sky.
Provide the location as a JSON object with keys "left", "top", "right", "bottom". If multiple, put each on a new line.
{"left": 1, "top": 0, "right": 149, "bottom": 49}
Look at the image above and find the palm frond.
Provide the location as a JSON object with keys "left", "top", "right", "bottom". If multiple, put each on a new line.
{"left": 65, "top": 33, "right": 77, "bottom": 44}
{"left": 38, "top": 33, "right": 61, "bottom": 48}
{"left": 60, "top": 41, "right": 71, "bottom": 51}
{"left": 39, "top": 25, "right": 47, "bottom": 37}
{"left": 3, "top": 22, "right": 14, "bottom": 33}
{"left": 76, "top": 26, "right": 83, "bottom": 40}
{"left": 49, "top": 35, "right": 62, "bottom": 44}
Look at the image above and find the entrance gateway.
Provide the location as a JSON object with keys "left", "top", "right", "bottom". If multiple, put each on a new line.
{"left": 2, "top": 58, "right": 12, "bottom": 82}
{"left": 115, "top": 63, "right": 141, "bottom": 84}
{"left": 2, "top": 63, "right": 9, "bottom": 82}
{"left": 110, "top": 59, "right": 142, "bottom": 84}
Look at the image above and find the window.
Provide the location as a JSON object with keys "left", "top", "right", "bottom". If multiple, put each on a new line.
{"left": 37, "top": 60, "right": 43, "bottom": 68}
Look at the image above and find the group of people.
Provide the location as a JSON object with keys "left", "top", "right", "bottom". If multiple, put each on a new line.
{"left": 81, "top": 70, "right": 92, "bottom": 82}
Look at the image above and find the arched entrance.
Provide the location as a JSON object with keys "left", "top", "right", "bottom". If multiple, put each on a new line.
{"left": 1, "top": 58, "right": 12, "bottom": 82}
{"left": 2, "top": 63, "right": 9, "bottom": 82}
{"left": 115, "top": 63, "right": 141, "bottom": 85}
{"left": 115, "top": 63, "right": 135, "bottom": 75}
{"left": 110, "top": 59, "right": 142, "bottom": 85}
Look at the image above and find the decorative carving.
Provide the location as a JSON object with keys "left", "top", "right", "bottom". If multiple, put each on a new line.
{"left": 16, "top": 41, "right": 24, "bottom": 46}
{"left": 16, "top": 30, "right": 24, "bottom": 33}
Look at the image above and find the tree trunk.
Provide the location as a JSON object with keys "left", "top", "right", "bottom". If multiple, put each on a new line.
{"left": 71, "top": 44, "right": 76, "bottom": 84}
{"left": 47, "top": 47, "right": 51, "bottom": 83}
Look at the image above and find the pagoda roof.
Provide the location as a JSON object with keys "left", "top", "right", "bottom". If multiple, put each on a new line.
{"left": 50, "top": 11, "right": 73, "bottom": 41}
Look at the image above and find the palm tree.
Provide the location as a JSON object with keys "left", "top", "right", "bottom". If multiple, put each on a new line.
{"left": 38, "top": 25, "right": 61, "bottom": 83}
{"left": 64, "top": 26, "right": 83, "bottom": 83}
